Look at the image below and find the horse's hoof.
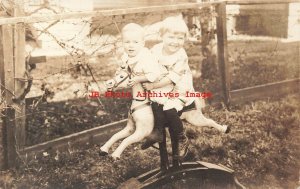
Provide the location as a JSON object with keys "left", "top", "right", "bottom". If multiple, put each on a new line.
{"left": 141, "top": 140, "right": 158, "bottom": 150}
{"left": 224, "top": 125, "right": 231, "bottom": 134}
{"left": 110, "top": 155, "right": 121, "bottom": 162}
{"left": 141, "top": 130, "right": 163, "bottom": 150}
{"left": 99, "top": 149, "right": 109, "bottom": 156}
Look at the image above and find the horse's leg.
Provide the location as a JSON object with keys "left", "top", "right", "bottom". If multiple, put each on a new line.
{"left": 111, "top": 108, "right": 154, "bottom": 159}
{"left": 100, "top": 114, "right": 135, "bottom": 153}
{"left": 182, "top": 110, "right": 228, "bottom": 133}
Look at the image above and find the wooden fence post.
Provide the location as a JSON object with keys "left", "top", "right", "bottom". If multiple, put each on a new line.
{"left": 13, "top": 0, "right": 26, "bottom": 152}
{"left": 3, "top": 107, "right": 16, "bottom": 169}
{"left": 0, "top": 25, "right": 4, "bottom": 168}
{"left": 0, "top": 24, "right": 17, "bottom": 169}
{"left": 0, "top": 118, "right": 3, "bottom": 169}
{"left": 0, "top": 0, "right": 26, "bottom": 169}
{"left": 216, "top": 2, "right": 231, "bottom": 106}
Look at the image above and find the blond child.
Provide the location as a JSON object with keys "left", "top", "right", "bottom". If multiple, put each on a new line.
{"left": 142, "top": 16, "right": 195, "bottom": 160}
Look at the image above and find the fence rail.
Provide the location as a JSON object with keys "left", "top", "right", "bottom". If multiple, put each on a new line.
{"left": 230, "top": 78, "right": 300, "bottom": 103}
{"left": 1, "top": 0, "right": 299, "bottom": 26}
{"left": 19, "top": 119, "right": 127, "bottom": 157}
{"left": 0, "top": 2, "right": 218, "bottom": 25}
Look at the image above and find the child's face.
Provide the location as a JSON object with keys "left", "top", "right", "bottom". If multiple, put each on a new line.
{"left": 122, "top": 30, "right": 145, "bottom": 58}
{"left": 162, "top": 31, "right": 185, "bottom": 55}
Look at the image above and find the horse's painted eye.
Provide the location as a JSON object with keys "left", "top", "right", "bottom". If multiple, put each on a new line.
{"left": 120, "top": 75, "right": 124, "bottom": 78}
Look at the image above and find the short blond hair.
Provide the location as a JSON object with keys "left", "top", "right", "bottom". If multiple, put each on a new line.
{"left": 122, "top": 23, "right": 145, "bottom": 38}
{"left": 160, "top": 16, "right": 189, "bottom": 37}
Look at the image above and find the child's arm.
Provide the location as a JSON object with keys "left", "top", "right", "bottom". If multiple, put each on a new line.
{"left": 166, "top": 56, "right": 189, "bottom": 85}
{"left": 143, "top": 56, "right": 189, "bottom": 90}
{"left": 128, "top": 76, "right": 149, "bottom": 87}
{"left": 142, "top": 76, "right": 173, "bottom": 90}
{"left": 128, "top": 52, "right": 160, "bottom": 87}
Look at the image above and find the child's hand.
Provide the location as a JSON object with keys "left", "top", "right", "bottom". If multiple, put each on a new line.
{"left": 128, "top": 77, "right": 138, "bottom": 87}
{"left": 142, "top": 83, "right": 154, "bottom": 90}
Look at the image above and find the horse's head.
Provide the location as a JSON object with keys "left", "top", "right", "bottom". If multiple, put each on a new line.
{"left": 105, "top": 69, "right": 130, "bottom": 91}
{"left": 87, "top": 67, "right": 130, "bottom": 95}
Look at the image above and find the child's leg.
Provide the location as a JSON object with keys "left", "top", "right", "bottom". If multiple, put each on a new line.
{"left": 100, "top": 113, "right": 134, "bottom": 154}
{"left": 141, "top": 102, "right": 166, "bottom": 150}
{"left": 111, "top": 108, "right": 154, "bottom": 159}
{"left": 164, "top": 108, "right": 189, "bottom": 159}
{"left": 151, "top": 102, "right": 166, "bottom": 138}
{"left": 164, "top": 108, "right": 184, "bottom": 139}
{"left": 169, "top": 128, "right": 181, "bottom": 168}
